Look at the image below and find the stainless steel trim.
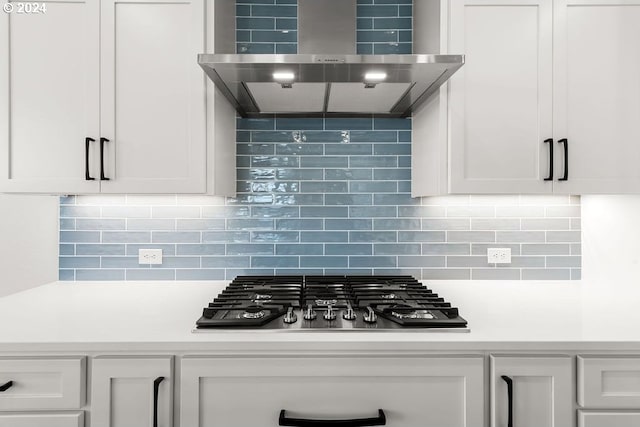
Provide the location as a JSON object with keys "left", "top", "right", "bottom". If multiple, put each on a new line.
{"left": 192, "top": 326, "right": 471, "bottom": 333}
{"left": 199, "top": 53, "right": 464, "bottom": 65}
{"left": 299, "top": 0, "right": 357, "bottom": 55}
{"left": 323, "top": 83, "right": 332, "bottom": 114}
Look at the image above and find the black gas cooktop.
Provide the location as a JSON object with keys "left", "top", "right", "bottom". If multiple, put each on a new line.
{"left": 194, "top": 276, "right": 468, "bottom": 331}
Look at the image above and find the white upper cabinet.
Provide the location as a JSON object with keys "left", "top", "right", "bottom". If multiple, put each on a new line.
{"left": 0, "top": 0, "right": 100, "bottom": 194}
{"left": 553, "top": 0, "right": 640, "bottom": 194}
{"left": 449, "top": 0, "right": 554, "bottom": 194}
{"left": 100, "top": 0, "right": 206, "bottom": 194}
{"left": 415, "top": 0, "right": 640, "bottom": 195}
{"left": 0, "top": 0, "right": 207, "bottom": 194}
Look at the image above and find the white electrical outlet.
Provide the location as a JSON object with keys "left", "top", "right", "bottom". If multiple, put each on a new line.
{"left": 487, "top": 248, "right": 511, "bottom": 264}
{"left": 138, "top": 249, "right": 163, "bottom": 265}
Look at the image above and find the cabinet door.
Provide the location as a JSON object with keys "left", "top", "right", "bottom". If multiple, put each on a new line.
{"left": 99, "top": 0, "right": 206, "bottom": 193}
{"left": 553, "top": 0, "right": 640, "bottom": 194}
{"left": 91, "top": 357, "right": 172, "bottom": 427}
{"left": 449, "top": 0, "right": 553, "bottom": 194}
{"left": 0, "top": 0, "right": 100, "bottom": 193}
{"left": 0, "top": 412, "right": 83, "bottom": 427}
{"left": 579, "top": 411, "right": 640, "bottom": 427}
{"left": 491, "top": 355, "right": 573, "bottom": 427}
{"left": 181, "top": 356, "right": 484, "bottom": 427}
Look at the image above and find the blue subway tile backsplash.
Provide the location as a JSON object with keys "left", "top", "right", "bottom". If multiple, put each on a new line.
{"left": 58, "top": 1, "right": 582, "bottom": 281}
{"left": 356, "top": 0, "right": 413, "bottom": 55}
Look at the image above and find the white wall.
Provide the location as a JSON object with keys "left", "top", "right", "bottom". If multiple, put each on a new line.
{"left": 582, "top": 195, "right": 640, "bottom": 284}
{"left": 0, "top": 195, "right": 58, "bottom": 297}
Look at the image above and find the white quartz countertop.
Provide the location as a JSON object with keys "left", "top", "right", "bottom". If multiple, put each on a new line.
{"left": 0, "top": 280, "right": 637, "bottom": 352}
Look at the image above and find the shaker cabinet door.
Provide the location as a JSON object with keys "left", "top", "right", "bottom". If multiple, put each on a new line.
{"left": 99, "top": 0, "right": 206, "bottom": 194}
{"left": 181, "top": 356, "right": 484, "bottom": 427}
{"left": 553, "top": 0, "right": 640, "bottom": 194}
{"left": 448, "top": 0, "right": 554, "bottom": 194}
{"left": 91, "top": 356, "right": 172, "bottom": 427}
{"left": 0, "top": 0, "right": 101, "bottom": 193}
{"left": 491, "top": 355, "right": 573, "bottom": 427}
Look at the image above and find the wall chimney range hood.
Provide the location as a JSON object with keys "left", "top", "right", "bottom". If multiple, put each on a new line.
{"left": 199, "top": 0, "right": 464, "bottom": 118}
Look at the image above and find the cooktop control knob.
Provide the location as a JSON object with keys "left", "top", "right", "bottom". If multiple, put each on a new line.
{"left": 303, "top": 305, "right": 317, "bottom": 321}
{"left": 323, "top": 305, "right": 337, "bottom": 321}
{"left": 343, "top": 306, "right": 356, "bottom": 321}
{"left": 363, "top": 307, "right": 377, "bottom": 324}
{"left": 283, "top": 307, "right": 297, "bottom": 324}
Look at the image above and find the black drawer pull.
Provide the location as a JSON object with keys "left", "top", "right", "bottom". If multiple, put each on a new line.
{"left": 279, "top": 409, "right": 386, "bottom": 427}
{"left": 501, "top": 375, "right": 514, "bottom": 427}
{"left": 543, "top": 138, "right": 554, "bottom": 181}
{"left": 558, "top": 138, "right": 568, "bottom": 181}
{"left": 153, "top": 376, "right": 164, "bottom": 427}
{"left": 85, "top": 137, "right": 95, "bottom": 181}
{"left": 100, "top": 137, "right": 110, "bottom": 181}
{"left": 0, "top": 381, "right": 13, "bottom": 392}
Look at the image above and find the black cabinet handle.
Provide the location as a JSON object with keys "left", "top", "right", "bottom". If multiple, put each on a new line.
{"left": 558, "top": 138, "right": 568, "bottom": 181}
{"left": 279, "top": 409, "right": 386, "bottom": 427}
{"left": 153, "top": 376, "right": 164, "bottom": 427}
{"left": 501, "top": 375, "right": 514, "bottom": 427}
{"left": 85, "top": 137, "right": 96, "bottom": 181}
{"left": 544, "top": 138, "right": 554, "bottom": 181}
{"left": 99, "top": 137, "right": 110, "bottom": 181}
{"left": 0, "top": 381, "right": 13, "bottom": 392}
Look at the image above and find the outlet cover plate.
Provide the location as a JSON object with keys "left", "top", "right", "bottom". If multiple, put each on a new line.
{"left": 487, "top": 248, "right": 511, "bottom": 264}
{"left": 139, "top": 249, "right": 163, "bottom": 265}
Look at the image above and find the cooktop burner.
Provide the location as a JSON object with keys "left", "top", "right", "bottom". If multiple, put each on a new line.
{"left": 195, "top": 275, "right": 468, "bottom": 331}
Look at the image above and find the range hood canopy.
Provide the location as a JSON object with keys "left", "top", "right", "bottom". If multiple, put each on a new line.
{"left": 199, "top": 0, "right": 464, "bottom": 118}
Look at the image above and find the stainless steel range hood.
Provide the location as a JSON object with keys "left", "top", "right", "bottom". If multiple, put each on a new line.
{"left": 199, "top": 0, "right": 464, "bottom": 118}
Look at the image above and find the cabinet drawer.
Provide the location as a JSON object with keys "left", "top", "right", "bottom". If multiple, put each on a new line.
{"left": 181, "top": 356, "right": 484, "bottom": 427}
{"left": 579, "top": 410, "right": 640, "bottom": 427}
{"left": 579, "top": 356, "right": 640, "bottom": 408}
{"left": 0, "top": 412, "right": 83, "bottom": 427}
{"left": 0, "top": 357, "right": 85, "bottom": 411}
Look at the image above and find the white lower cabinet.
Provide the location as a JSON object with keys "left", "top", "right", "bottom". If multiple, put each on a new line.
{"left": 0, "top": 357, "right": 85, "bottom": 426}
{"left": 578, "top": 356, "right": 640, "bottom": 408}
{"left": 90, "top": 356, "right": 172, "bottom": 427}
{"left": 578, "top": 411, "right": 640, "bottom": 427}
{"left": 180, "top": 355, "right": 484, "bottom": 427}
{"left": 578, "top": 356, "right": 640, "bottom": 427}
{"left": 0, "top": 412, "right": 84, "bottom": 427}
{"left": 0, "top": 357, "right": 86, "bottom": 411}
{"left": 490, "top": 355, "right": 573, "bottom": 427}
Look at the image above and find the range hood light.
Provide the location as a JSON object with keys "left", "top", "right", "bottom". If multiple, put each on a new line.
{"left": 273, "top": 72, "right": 295, "bottom": 82}
{"left": 364, "top": 72, "right": 387, "bottom": 82}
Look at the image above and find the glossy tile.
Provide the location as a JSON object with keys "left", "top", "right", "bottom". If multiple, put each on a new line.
{"left": 58, "top": 4, "right": 580, "bottom": 281}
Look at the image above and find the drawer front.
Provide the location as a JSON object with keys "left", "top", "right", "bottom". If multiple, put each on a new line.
{"left": 181, "top": 356, "right": 484, "bottom": 427}
{"left": 579, "top": 410, "right": 640, "bottom": 427}
{"left": 579, "top": 356, "right": 640, "bottom": 408}
{"left": 0, "top": 357, "right": 85, "bottom": 411}
{"left": 0, "top": 412, "right": 83, "bottom": 427}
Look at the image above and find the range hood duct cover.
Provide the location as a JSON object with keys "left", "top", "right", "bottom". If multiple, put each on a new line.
{"left": 198, "top": 0, "right": 464, "bottom": 118}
